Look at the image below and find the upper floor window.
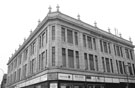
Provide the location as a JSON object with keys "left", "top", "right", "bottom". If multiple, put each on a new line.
{"left": 84, "top": 53, "right": 88, "bottom": 70}
{"left": 130, "top": 50, "right": 133, "bottom": 60}
{"left": 89, "top": 54, "right": 94, "bottom": 70}
{"left": 83, "top": 35, "right": 86, "bottom": 47}
{"left": 103, "top": 41, "right": 108, "bottom": 53}
{"left": 128, "top": 63, "right": 133, "bottom": 75}
{"left": 125, "top": 48, "right": 130, "bottom": 59}
{"left": 61, "top": 27, "right": 66, "bottom": 42}
{"left": 52, "top": 26, "right": 55, "bottom": 40}
{"left": 31, "top": 41, "right": 36, "bottom": 55}
{"left": 62, "top": 48, "right": 66, "bottom": 67}
{"left": 76, "top": 51, "right": 79, "bottom": 69}
{"left": 68, "top": 49, "right": 74, "bottom": 68}
{"left": 105, "top": 58, "right": 110, "bottom": 73}
{"left": 52, "top": 47, "right": 55, "bottom": 66}
{"left": 100, "top": 40, "right": 103, "bottom": 52}
{"left": 87, "top": 36, "right": 92, "bottom": 49}
{"left": 74, "top": 32, "right": 78, "bottom": 45}
{"left": 93, "top": 38, "right": 96, "bottom": 50}
{"left": 67, "top": 29, "right": 73, "bottom": 44}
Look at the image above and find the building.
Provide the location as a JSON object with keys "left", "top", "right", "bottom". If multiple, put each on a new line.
{"left": 6, "top": 6, "right": 135, "bottom": 88}
{"left": 1, "top": 74, "right": 7, "bottom": 88}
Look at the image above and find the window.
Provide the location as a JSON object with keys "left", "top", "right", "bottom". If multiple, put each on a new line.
{"left": 23, "top": 64, "right": 27, "bottom": 78}
{"left": 108, "top": 43, "right": 111, "bottom": 54}
{"left": 52, "top": 26, "right": 55, "bottom": 40}
{"left": 31, "top": 59, "right": 35, "bottom": 74}
{"left": 105, "top": 58, "right": 110, "bottom": 72}
{"left": 114, "top": 45, "right": 116, "bottom": 55}
{"left": 17, "top": 68, "right": 21, "bottom": 81}
{"left": 130, "top": 50, "right": 133, "bottom": 60}
{"left": 42, "top": 51, "right": 45, "bottom": 69}
{"left": 14, "top": 58, "right": 17, "bottom": 69}
{"left": 45, "top": 50, "right": 47, "bottom": 67}
{"left": 89, "top": 54, "right": 94, "bottom": 70}
{"left": 116, "top": 60, "right": 119, "bottom": 74}
{"left": 31, "top": 41, "right": 36, "bottom": 55}
{"left": 125, "top": 48, "right": 130, "bottom": 59}
{"left": 61, "top": 27, "right": 66, "bottom": 42}
{"left": 102, "top": 57, "right": 105, "bottom": 72}
{"left": 68, "top": 49, "right": 74, "bottom": 68}
{"left": 132, "top": 64, "right": 135, "bottom": 75}
{"left": 95, "top": 55, "right": 98, "bottom": 71}
{"left": 42, "top": 32, "right": 45, "bottom": 47}
{"left": 84, "top": 53, "right": 88, "bottom": 70}
{"left": 74, "top": 32, "right": 78, "bottom": 45}
{"left": 93, "top": 38, "right": 96, "bottom": 50}
{"left": 123, "top": 62, "right": 126, "bottom": 74}
{"left": 103, "top": 42, "right": 108, "bottom": 53}
{"left": 128, "top": 63, "right": 133, "bottom": 75}
{"left": 76, "top": 51, "right": 79, "bottom": 69}
{"left": 46, "top": 29, "right": 48, "bottom": 43}
{"left": 52, "top": 47, "right": 55, "bottom": 66}
{"left": 18, "top": 54, "right": 22, "bottom": 65}
{"left": 120, "top": 47, "right": 123, "bottom": 57}
{"left": 24, "top": 48, "right": 28, "bottom": 61}
{"left": 62, "top": 48, "right": 66, "bottom": 67}
{"left": 87, "top": 36, "right": 92, "bottom": 49}
{"left": 119, "top": 61, "right": 123, "bottom": 74}
{"left": 110, "top": 59, "right": 114, "bottom": 73}
{"left": 39, "top": 54, "right": 41, "bottom": 70}
{"left": 83, "top": 35, "right": 86, "bottom": 47}
{"left": 39, "top": 36, "right": 41, "bottom": 48}
{"left": 100, "top": 40, "right": 103, "bottom": 52}
{"left": 116, "top": 46, "right": 120, "bottom": 56}
{"left": 67, "top": 29, "right": 73, "bottom": 44}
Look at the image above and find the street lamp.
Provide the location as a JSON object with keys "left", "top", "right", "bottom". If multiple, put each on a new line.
{"left": 125, "top": 64, "right": 129, "bottom": 88}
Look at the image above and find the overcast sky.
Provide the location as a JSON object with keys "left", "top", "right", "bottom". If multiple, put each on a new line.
{"left": 0, "top": 0, "right": 135, "bottom": 82}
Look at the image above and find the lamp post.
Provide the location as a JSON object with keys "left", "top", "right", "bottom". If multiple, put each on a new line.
{"left": 125, "top": 64, "right": 129, "bottom": 88}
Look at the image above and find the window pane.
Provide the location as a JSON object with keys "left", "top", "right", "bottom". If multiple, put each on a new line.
{"left": 89, "top": 54, "right": 94, "bottom": 70}
{"left": 62, "top": 48, "right": 66, "bottom": 67}
{"left": 68, "top": 49, "right": 74, "bottom": 68}
{"left": 67, "top": 29, "right": 73, "bottom": 43}
{"left": 52, "top": 47, "right": 55, "bottom": 66}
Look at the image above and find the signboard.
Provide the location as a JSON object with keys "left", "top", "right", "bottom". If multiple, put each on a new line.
{"left": 86, "top": 76, "right": 96, "bottom": 82}
{"left": 40, "top": 74, "right": 47, "bottom": 81}
{"left": 105, "top": 78, "right": 113, "bottom": 83}
{"left": 73, "top": 75, "right": 85, "bottom": 81}
{"left": 112, "top": 78, "right": 119, "bottom": 83}
{"left": 58, "top": 73, "right": 72, "bottom": 80}
{"left": 95, "top": 77, "right": 104, "bottom": 82}
{"left": 50, "top": 83, "right": 57, "bottom": 88}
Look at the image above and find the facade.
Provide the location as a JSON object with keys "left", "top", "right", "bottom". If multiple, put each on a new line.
{"left": 1, "top": 74, "right": 7, "bottom": 88}
{"left": 7, "top": 6, "right": 135, "bottom": 88}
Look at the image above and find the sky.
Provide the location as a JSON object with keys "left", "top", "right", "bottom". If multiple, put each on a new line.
{"left": 0, "top": 0, "right": 135, "bottom": 82}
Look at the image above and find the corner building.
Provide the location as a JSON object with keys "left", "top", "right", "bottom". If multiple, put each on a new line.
{"left": 7, "top": 8, "right": 135, "bottom": 88}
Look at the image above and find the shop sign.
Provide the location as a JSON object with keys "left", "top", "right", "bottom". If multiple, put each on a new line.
{"left": 105, "top": 77, "right": 113, "bottom": 83}
{"left": 73, "top": 75, "right": 85, "bottom": 81}
{"left": 58, "top": 73, "right": 72, "bottom": 80}
{"left": 86, "top": 76, "right": 96, "bottom": 82}
{"left": 119, "top": 78, "right": 126, "bottom": 82}
{"left": 40, "top": 74, "right": 47, "bottom": 81}
{"left": 50, "top": 83, "right": 57, "bottom": 88}
{"left": 95, "top": 77, "right": 104, "bottom": 82}
{"left": 112, "top": 78, "right": 119, "bottom": 83}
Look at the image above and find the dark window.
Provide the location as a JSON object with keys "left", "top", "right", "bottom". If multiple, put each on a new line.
{"left": 52, "top": 47, "right": 55, "bottom": 66}
{"left": 42, "top": 32, "right": 45, "bottom": 47}
{"left": 68, "top": 49, "right": 74, "bottom": 68}
{"left": 75, "top": 32, "right": 78, "bottom": 45}
{"left": 84, "top": 53, "right": 88, "bottom": 70}
{"left": 87, "top": 36, "right": 92, "bottom": 49}
{"left": 62, "top": 48, "right": 66, "bottom": 67}
{"left": 116, "top": 60, "right": 119, "bottom": 74}
{"left": 105, "top": 58, "right": 110, "bottom": 72}
{"left": 100, "top": 40, "right": 103, "bottom": 52}
{"left": 31, "top": 59, "right": 35, "bottom": 74}
{"left": 128, "top": 63, "right": 133, "bottom": 75}
{"left": 76, "top": 51, "right": 79, "bottom": 69}
{"left": 130, "top": 50, "right": 133, "bottom": 60}
{"left": 110, "top": 59, "right": 114, "bottom": 73}
{"left": 125, "top": 48, "right": 130, "bottom": 59}
{"left": 114, "top": 45, "right": 117, "bottom": 55}
{"left": 95, "top": 55, "right": 98, "bottom": 71}
{"left": 108, "top": 43, "right": 111, "bottom": 54}
{"left": 46, "top": 50, "right": 47, "bottom": 67}
{"left": 24, "top": 49, "right": 28, "bottom": 61}
{"left": 132, "top": 64, "right": 135, "bottom": 75}
{"left": 89, "top": 54, "right": 94, "bottom": 70}
{"left": 41, "top": 52, "right": 45, "bottom": 69}
{"left": 83, "top": 35, "right": 86, "bottom": 47}
{"left": 119, "top": 61, "right": 123, "bottom": 74}
{"left": 61, "top": 27, "right": 66, "bottom": 42}
{"left": 67, "top": 29, "right": 73, "bottom": 44}
{"left": 93, "top": 38, "right": 96, "bottom": 50}
{"left": 120, "top": 47, "right": 123, "bottom": 57}
{"left": 102, "top": 57, "right": 105, "bottom": 72}
{"left": 52, "top": 26, "right": 55, "bottom": 40}
{"left": 103, "top": 42, "right": 108, "bottom": 53}
{"left": 123, "top": 62, "right": 126, "bottom": 74}
{"left": 39, "top": 36, "right": 42, "bottom": 48}
{"left": 46, "top": 29, "right": 47, "bottom": 43}
{"left": 116, "top": 46, "right": 120, "bottom": 56}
